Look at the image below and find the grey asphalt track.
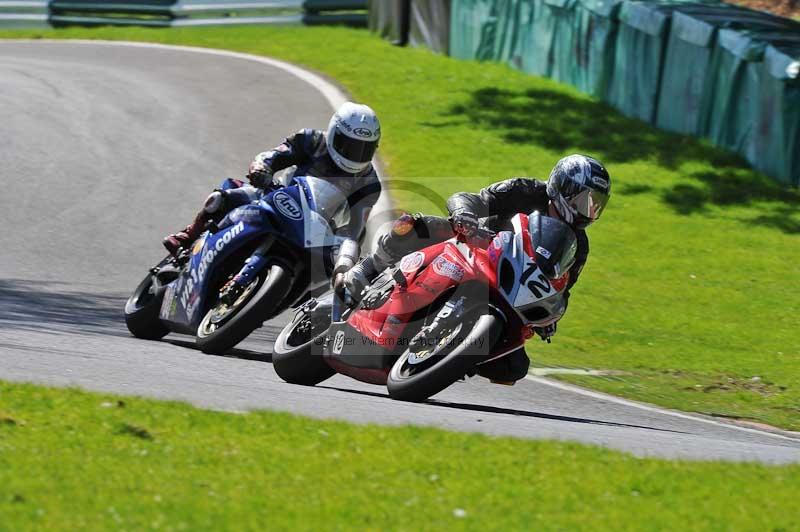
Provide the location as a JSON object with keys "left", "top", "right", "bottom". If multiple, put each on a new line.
{"left": 1, "top": 41, "right": 799, "bottom": 464}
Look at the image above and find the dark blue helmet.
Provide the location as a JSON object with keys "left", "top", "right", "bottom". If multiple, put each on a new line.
{"left": 546, "top": 154, "right": 611, "bottom": 230}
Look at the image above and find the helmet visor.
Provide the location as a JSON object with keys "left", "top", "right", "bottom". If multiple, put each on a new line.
{"left": 568, "top": 188, "right": 609, "bottom": 225}
{"left": 331, "top": 130, "right": 378, "bottom": 164}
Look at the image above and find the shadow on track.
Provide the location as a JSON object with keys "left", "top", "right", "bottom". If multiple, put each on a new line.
{"left": 317, "top": 385, "right": 687, "bottom": 434}
{"left": 0, "top": 278, "right": 128, "bottom": 337}
{"left": 166, "top": 338, "right": 272, "bottom": 363}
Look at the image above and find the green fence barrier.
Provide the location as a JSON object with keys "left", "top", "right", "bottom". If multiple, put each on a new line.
{"left": 656, "top": 5, "right": 791, "bottom": 136}
{"left": 705, "top": 25, "right": 800, "bottom": 185}
{"left": 518, "top": 0, "right": 556, "bottom": 76}
{"left": 757, "top": 41, "right": 800, "bottom": 185}
{"left": 452, "top": 0, "right": 639, "bottom": 100}
{"left": 449, "top": 0, "right": 493, "bottom": 60}
{"left": 368, "top": 0, "right": 408, "bottom": 42}
{"left": 571, "top": 0, "right": 623, "bottom": 98}
{"left": 409, "top": 0, "right": 450, "bottom": 53}
{"left": 608, "top": 1, "right": 685, "bottom": 123}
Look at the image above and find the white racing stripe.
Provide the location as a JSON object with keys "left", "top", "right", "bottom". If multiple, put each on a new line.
{"left": 525, "top": 374, "right": 800, "bottom": 443}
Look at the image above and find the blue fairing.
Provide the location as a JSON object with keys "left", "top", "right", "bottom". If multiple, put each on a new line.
{"left": 157, "top": 177, "right": 341, "bottom": 331}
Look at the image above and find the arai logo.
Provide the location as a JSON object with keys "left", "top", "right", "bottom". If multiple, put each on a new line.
{"left": 273, "top": 191, "right": 302, "bottom": 220}
{"left": 352, "top": 127, "right": 373, "bottom": 138}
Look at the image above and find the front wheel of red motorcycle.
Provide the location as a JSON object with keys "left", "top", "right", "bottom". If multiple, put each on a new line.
{"left": 387, "top": 312, "right": 504, "bottom": 402}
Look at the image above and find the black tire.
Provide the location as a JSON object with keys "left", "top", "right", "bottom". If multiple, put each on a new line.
{"left": 124, "top": 272, "right": 169, "bottom": 340}
{"left": 196, "top": 263, "right": 293, "bottom": 354}
{"left": 387, "top": 313, "right": 504, "bottom": 402}
{"left": 272, "top": 309, "right": 334, "bottom": 386}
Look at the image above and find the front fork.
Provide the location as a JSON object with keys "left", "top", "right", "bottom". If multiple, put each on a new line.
{"left": 220, "top": 235, "right": 275, "bottom": 304}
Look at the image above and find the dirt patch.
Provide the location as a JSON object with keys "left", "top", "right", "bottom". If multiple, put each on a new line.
{"left": 728, "top": 0, "right": 800, "bottom": 19}
{"left": 684, "top": 376, "right": 787, "bottom": 396}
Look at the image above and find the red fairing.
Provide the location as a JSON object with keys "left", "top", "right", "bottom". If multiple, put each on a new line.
{"left": 517, "top": 213, "right": 534, "bottom": 258}
{"left": 550, "top": 272, "right": 570, "bottom": 292}
{"left": 348, "top": 239, "right": 498, "bottom": 350}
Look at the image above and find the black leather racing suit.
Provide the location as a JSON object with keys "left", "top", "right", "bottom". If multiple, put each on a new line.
{"left": 372, "top": 177, "right": 590, "bottom": 383}
{"left": 447, "top": 178, "right": 588, "bottom": 291}
{"left": 376, "top": 177, "right": 588, "bottom": 291}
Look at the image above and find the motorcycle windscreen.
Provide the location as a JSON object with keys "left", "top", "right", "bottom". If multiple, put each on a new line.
{"left": 296, "top": 176, "right": 351, "bottom": 248}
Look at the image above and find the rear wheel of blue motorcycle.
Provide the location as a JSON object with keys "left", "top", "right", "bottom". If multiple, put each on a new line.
{"left": 272, "top": 310, "right": 334, "bottom": 385}
{"left": 387, "top": 312, "right": 504, "bottom": 402}
{"left": 124, "top": 273, "right": 169, "bottom": 340}
{"left": 195, "top": 263, "right": 293, "bottom": 354}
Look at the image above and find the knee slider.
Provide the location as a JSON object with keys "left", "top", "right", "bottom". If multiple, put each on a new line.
{"left": 390, "top": 213, "right": 416, "bottom": 237}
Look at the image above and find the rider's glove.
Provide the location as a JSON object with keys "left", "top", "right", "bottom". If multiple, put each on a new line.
{"left": 450, "top": 210, "right": 479, "bottom": 238}
{"left": 247, "top": 159, "right": 274, "bottom": 189}
{"left": 534, "top": 322, "right": 557, "bottom": 342}
{"left": 332, "top": 240, "right": 360, "bottom": 287}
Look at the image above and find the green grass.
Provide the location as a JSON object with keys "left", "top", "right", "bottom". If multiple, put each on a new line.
{"left": 1, "top": 26, "right": 799, "bottom": 430}
{"left": 1, "top": 381, "right": 799, "bottom": 531}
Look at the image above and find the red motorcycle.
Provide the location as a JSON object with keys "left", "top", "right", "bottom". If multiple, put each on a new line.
{"left": 273, "top": 212, "right": 577, "bottom": 402}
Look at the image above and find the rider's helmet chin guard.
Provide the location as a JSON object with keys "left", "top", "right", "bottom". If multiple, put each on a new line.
{"left": 326, "top": 102, "right": 381, "bottom": 174}
{"left": 546, "top": 154, "right": 611, "bottom": 230}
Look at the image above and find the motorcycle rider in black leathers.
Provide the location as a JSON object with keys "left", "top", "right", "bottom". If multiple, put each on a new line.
{"left": 163, "top": 102, "right": 382, "bottom": 300}
{"left": 341, "top": 154, "right": 611, "bottom": 383}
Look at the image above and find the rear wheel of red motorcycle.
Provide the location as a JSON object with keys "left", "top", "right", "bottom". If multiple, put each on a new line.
{"left": 272, "top": 309, "right": 335, "bottom": 386}
{"left": 387, "top": 312, "right": 504, "bottom": 402}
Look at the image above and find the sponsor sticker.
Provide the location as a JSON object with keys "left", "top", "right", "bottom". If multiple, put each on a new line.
{"left": 332, "top": 330, "right": 345, "bottom": 355}
{"left": 536, "top": 246, "right": 552, "bottom": 259}
{"left": 432, "top": 256, "right": 464, "bottom": 282}
{"left": 192, "top": 236, "right": 205, "bottom": 256}
{"left": 180, "top": 221, "right": 245, "bottom": 310}
{"left": 185, "top": 292, "right": 200, "bottom": 321}
{"left": 352, "top": 127, "right": 373, "bottom": 138}
{"left": 160, "top": 284, "right": 176, "bottom": 319}
{"left": 591, "top": 174, "right": 609, "bottom": 188}
{"left": 273, "top": 191, "right": 303, "bottom": 220}
{"left": 400, "top": 251, "right": 425, "bottom": 273}
{"left": 230, "top": 206, "right": 263, "bottom": 223}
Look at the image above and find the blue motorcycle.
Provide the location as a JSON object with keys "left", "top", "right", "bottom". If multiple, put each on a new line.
{"left": 124, "top": 176, "right": 351, "bottom": 353}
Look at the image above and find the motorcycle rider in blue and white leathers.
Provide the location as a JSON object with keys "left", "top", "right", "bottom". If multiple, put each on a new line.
{"left": 162, "top": 102, "right": 382, "bottom": 294}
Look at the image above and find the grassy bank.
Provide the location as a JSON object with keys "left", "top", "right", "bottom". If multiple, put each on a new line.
{"left": 1, "top": 382, "right": 799, "bottom": 530}
{"left": 1, "top": 26, "right": 798, "bottom": 430}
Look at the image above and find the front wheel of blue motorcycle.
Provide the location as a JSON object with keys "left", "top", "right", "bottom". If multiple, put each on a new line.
{"left": 195, "top": 263, "right": 293, "bottom": 354}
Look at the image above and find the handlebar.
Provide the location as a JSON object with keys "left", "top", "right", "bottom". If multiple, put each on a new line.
{"left": 449, "top": 218, "right": 496, "bottom": 247}
{"left": 466, "top": 229, "right": 496, "bottom": 249}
